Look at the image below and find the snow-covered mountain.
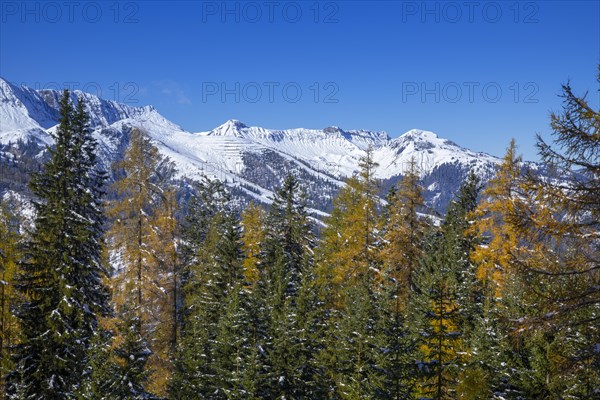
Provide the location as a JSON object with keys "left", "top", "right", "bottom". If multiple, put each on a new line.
{"left": 0, "top": 77, "right": 505, "bottom": 215}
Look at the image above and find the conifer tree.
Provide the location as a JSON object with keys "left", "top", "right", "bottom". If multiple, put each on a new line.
{"left": 507, "top": 75, "right": 600, "bottom": 397}
{"left": 254, "top": 174, "right": 322, "bottom": 398}
{"left": 412, "top": 229, "right": 462, "bottom": 400}
{"left": 321, "top": 271, "right": 382, "bottom": 399}
{"left": 454, "top": 174, "right": 518, "bottom": 399}
{"left": 147, "top": 187, "right": 180, "bottom": 393}
{"left": 180, "top": 178, "right": 230, "bottom": 266}
{"left": 441, "top": 172, "right": 481, "bottom": 331}
{"left": 210, "top": 213, "right": 256, "bottom": 398}
{"left": 77, "top": 330, "right": 118, "bottom": 400}
{"left": 411, "top": 173, "right": 481, "bottom": 400}
{"left": 10, "top": 91, "right": 111, "bottom": 399}
{"left": 470, "top": 139, "right": 523, "bottom": 298}
{"left": 171, "top": 186, "right": 251, "bottom": 399}
{"left": 0, "top": 197, "right": 22, "bottom": 399}
{"left": 381, "top": 157, "right": 427, "bottom": 304}
{"left": 112, "top": 311, "right": 155, "bottom": 399}
{"left": 370, "top": 276, "right": 416, "bottom": 400}
{"left": 317, "top": 146, "right": 381, "bottom": 308}
{"left": 170, "top": 191, "right": 226, "bottom": 399}
{"left": 107, "top": 128, "right": 176, "bottom": 396}
{"left": 108, "top": 128, "right": 173, "bottom": 316}
{"left": 241, "top": 202, "right": 266, "bottom": 286}
{"left": 370, "top": 158, "right": 429, "bottom": 399}
{"left": 468, "top": 141, "right": 545, "bottom": 398}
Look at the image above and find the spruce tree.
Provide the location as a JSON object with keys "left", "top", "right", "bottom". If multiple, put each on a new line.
{"left": 171, "top": 213, "right": 223, "bottom": 399}
{"left": 171, "top": 188, "right": 251, "bottom": 399}
{"left": 410, "top": 173, "right": 481, "bottom": 399}
{"left": 412, "top": 229, "right": 462, "bottom": 400}
{"left": 451, "top": 174, "right": 517, "bottom": 399}
{"left": 10, "top": 91, "right": 111, "bottom": 399}
{"left": 112, "top": 311, "right": 155, "bottom": 399}
{"left": 180, "top": 178, "right": 230, "bottom": 267}
{"left": 254, "top": 174, "right": 321, "bottom": 399}
{"left": 324, "top": 272, "right": 381, "bottom": 399}
{"left": 210, "top": 212, "right": 252, "bottom": 398}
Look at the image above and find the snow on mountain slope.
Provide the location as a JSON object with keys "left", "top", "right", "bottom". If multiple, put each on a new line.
{"left": 0, "top": 77, "right": 182, "bottom": 143}
{"left": 380, "top": 129, "right": 499, "bottom": 176}
{"left": 198, "top": 120, "right": 500, "bottom": 182}
{"left": 0, "top": 78, "right": 504, "bottom": 214}
{"left": 0, "top": 78, "right": 56, "bottom": 145}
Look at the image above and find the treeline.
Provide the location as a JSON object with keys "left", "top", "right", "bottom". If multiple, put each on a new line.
{"left": 0, "top": 77, "right": 599, "bottom": 400}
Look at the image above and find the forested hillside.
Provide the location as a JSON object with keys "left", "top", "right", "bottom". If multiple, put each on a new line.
{"left": 0, "top": 75, "right": 598, "bottom": 399}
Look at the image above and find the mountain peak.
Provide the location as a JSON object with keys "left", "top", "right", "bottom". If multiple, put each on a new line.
{"left": 210, "top": 119, "right": 249, "bottom": 136}
{"left": 226, "top": 119, "right": 247, "bottom": 127}
{"left": 323, "top": 126, "right": 344, "bottom": 134}
{"left": 399, "top": 129, "right": 439, "bottom": 141}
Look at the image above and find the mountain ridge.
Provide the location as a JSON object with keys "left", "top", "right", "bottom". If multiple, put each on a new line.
{"left": 0, "top": 77, "right": 507, "bottom": 214}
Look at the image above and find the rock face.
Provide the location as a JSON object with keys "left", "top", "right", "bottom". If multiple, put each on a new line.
{"left": 1, "top": 77, "right": 515, "bottom": 216}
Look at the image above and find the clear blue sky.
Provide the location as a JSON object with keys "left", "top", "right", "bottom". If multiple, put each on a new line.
{"left": 1, "top": 0, "right": 598, "bottom": 160}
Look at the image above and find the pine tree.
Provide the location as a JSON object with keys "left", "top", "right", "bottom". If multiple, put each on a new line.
{"left": 321, "top": 271, "right": 381, "bottom": 399}
{"left": 411, "top": 174, "right": 481, "bottom": 399}
{"left": 112, "top": 311, "right": 155, "bottom": 399}
{"left": 254, "top": 174, "right": 321, "bottom": 399}
{"left": 371, "top": 277, "right": 416, "bottom": 400}
{"left": 171, "top": 190, "right": 251, "bottom": 399}
{"left": 9, "top": 91, "right": 111, "bottom": 399}
{"left": 412, "top": 229, "right": 462, "bottom": 400}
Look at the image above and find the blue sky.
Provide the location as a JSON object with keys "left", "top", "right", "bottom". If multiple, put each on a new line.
{"left": 1, "top": 0, "right": 598, "bottom": 160}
